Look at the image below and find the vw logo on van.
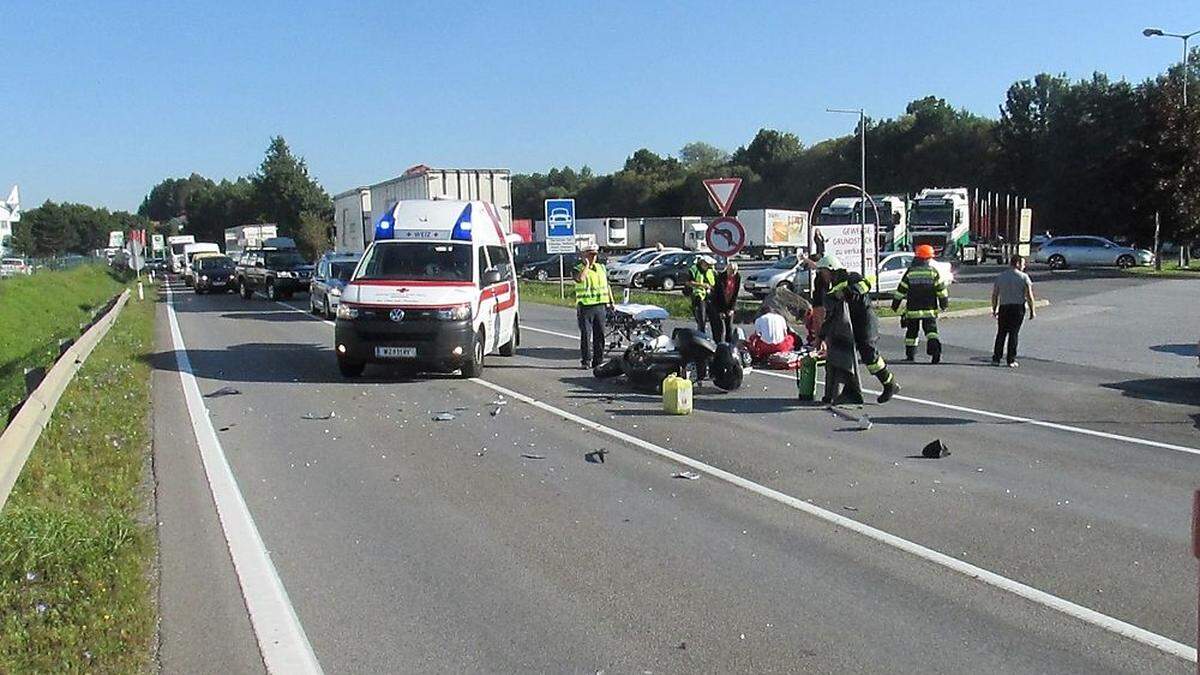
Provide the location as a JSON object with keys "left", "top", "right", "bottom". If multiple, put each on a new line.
{"left": 389, "top": 308, "right": 405, "bottom": 323}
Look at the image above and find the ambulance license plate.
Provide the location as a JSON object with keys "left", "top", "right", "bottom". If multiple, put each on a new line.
{"left": 375, "top": 346, "right": 416, "bottom": 358}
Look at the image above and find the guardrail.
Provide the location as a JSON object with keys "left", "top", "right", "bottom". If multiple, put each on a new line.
{"left": 0, "top": 289, "right": 131, "bottom": 512}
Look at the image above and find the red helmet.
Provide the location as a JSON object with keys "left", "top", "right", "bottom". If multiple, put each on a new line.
{"left": 915, "top": 244, "right": 935, "bottom": 260}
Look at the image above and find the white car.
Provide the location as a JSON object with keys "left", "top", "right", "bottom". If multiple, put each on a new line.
{"left": 875, "top": 252, "right": 955, "bottom": 295}
{"left": 607, "top": 248, "right": 684, "bottom": 287}
{"left": 743, "top": 255, "right": 803, "bottom": 297}
{"left": 0, "top": 257, "right": 31, "bottom": 277}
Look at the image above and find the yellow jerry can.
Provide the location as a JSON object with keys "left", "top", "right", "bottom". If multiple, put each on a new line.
{"left": 662, "top": 373, "right": 693, "bottom": 415}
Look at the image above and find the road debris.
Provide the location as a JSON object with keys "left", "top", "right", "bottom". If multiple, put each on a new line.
{"left": 432, "top": 412, "right": 456, "bottom": 421}
{"left": 672, "top": 471, "right": 700, "bottom": 480}
{"left": 490, "top": 406, "right": 502, "bottom": 417}
{"left": 585, "top": 449, "right": 608, "bottom": 464}
{"left": 301, "top": 412, "right": 335, "bottom": 420}
{"left": 922, "top": 439, "right": 951, "bottom": 458}
{"left": 521, "top": 453, "right": 546, "bottom": 460}
{"left": 843, "top": 505, "right": 859, "bottom": 512}
{"left": 491, "top": 397, "right": 508, "bottom": 406}
{"left": 204, "top": 386, "right": 241, "bottom": 398}
{"left": 476, "top": 448, "right": 488, "bottom": 457}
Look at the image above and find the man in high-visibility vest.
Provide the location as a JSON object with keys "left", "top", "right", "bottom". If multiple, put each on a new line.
{"left": 573, "top": 242, "right": 613, "bottom": 369}
{"left": 686, "top": 255, "right": 717, "bottom": 333}
{"left": 891, "top": 244, "right": 950, "bottom": 364}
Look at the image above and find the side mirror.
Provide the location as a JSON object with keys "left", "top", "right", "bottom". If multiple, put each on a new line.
{"left": 482, "top": 269, "right": 503, "bottom": 286}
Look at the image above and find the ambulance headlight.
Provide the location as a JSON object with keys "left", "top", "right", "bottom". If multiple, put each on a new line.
{"left": 336, "top": 304, "right": 359, "bottom": 320}
{"left": 435, "top": 304, "right": 471, "bottom": 321}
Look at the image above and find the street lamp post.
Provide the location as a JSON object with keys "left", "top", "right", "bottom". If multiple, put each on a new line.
{"left": 1143, "top": 27, "right": 1199, "bottom": 107}
{"left": 1144, "top": 26, "right": 1199, "bottom": 268}
{"left": 828, "top": 108, "right": 870, "bottom": 278}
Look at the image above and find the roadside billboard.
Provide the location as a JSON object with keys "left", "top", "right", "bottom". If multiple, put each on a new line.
{"left": 815, "top": 224, "right": 876, "bottom": 277}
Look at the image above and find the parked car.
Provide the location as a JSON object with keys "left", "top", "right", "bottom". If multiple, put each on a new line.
{"left": 310, "top": 252, "right": 361, "bottom": 318}
{"left": 521, "top": 253, "right": 580, "bottom": 281}
{"left": 607, "top": 247, "right": 685, "bottom": 287}
{"left": 236, "top": 246, "right": 313, "bottom": 300}
{"left": 1032, "top": 236, "right": 1153, "bottom": 269}
{"left": 193, "top": 255, "right": 237, "bottom": 294}
{"left": 874, "top": 251, "right": 955, "bottom": 295}
{"left": 742, "top": 255, "right": 803, "bottom": 298}
{"left": 0, "top": 257, "right": 31, "bottom": 277}
{"left": 638, "top": 252, "right": 699, "bottom": 291}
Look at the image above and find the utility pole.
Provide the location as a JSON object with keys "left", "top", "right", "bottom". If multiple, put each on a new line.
{"left": 828, "top": 107, "right": 869, "bottom": 278}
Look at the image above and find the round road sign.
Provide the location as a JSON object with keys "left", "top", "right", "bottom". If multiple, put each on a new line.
{"left": 705, "top": 217, "right": 746, "bottom": 257}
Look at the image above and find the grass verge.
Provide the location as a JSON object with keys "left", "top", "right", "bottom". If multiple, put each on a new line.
{"left": 0, "top": 265, "right": 128, "bottom": 428}
{"left": 1123, "top": 262, "right": 1200, "bottom": 278}
{"left": 517, "top": 280, "right": 991, "bottom": 320}
{"left": 0, "top": 285, "right": 156, "bottom": 672}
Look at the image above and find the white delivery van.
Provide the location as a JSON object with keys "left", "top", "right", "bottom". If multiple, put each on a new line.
{"left": 167, "top": 234, "right": 196, "bottom": 273}
{"left": 334, "top": 199, "right": 519, "bottom": 378}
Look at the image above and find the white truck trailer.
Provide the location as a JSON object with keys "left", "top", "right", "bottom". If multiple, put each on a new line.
{"left": 734, "top": 209, "right": 808, "bottom": 258}
{"left": 224, "top": 224, "right": 278, "bottom": 258}
{"left": 532, "top": 217, "right": 630, "bottom": 250}
{"left": 333, "top": 166, "right": 512, "bottom": 253}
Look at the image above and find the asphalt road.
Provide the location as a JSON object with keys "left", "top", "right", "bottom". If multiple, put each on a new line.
{"left": 153, "top": 278, "right": 1198, "bottom": 673}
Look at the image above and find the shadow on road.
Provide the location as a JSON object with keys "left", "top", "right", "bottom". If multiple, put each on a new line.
{"left": 1149, "top": 343, "right": 1198, "bottom": 358}
{"left": 1101, "top": 376, "right": 1200, "bottom": 407}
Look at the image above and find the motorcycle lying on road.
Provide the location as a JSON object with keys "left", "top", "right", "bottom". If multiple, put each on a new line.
{"left": 593, "top": 304, "right": 749, "bottom": 392}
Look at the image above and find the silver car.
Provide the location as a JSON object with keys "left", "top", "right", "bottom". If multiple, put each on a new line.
{"left": 1032, "top": 236, "right": 1153, "bottom": 269}
{"left": 743, "top": 255, "right": 803, "bottom": 298}
{"left": 310, "top": 252, "right": 361, "bottom": 318}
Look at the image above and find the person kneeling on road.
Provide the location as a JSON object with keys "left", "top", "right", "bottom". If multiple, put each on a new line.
{"left": 747, "top": 307, "right": 795, "bottom": 362}
{"left": 573, "top": 243, "right": 613, "bottom": 369}
{"left": 813, "top": 254, "right": 899, "bottom": 403}
{"left": 686, "top": 255, "right": 717, "bottom": 333}
{"left": 891, "top": 244, "right": 950, "bottom": 363}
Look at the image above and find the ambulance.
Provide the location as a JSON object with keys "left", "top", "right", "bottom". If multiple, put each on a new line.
{"left": 334, "top": 199, "right": 520, "bottom": 378}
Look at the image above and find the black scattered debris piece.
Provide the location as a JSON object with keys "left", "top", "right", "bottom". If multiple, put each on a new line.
{"left": 521, "top": 453, "right": 546, "bottom": 460}
{"left": 922, "top": 439, "right": 951, "bottom": 459}
{"left": 843, "top": 505, "right": 859, "bottom": 512}
{"left": 432, "top": 412, "right": 456, "bottom": 421}
{"left": 672, "top": 471, "right": 701, "bottom": 480}
{"left": 301, "top": 412, "right": 335, "bottom": 420}
{"left": 584, "top": 449, "right": 608, "bottom": 464}
{"left": 204, "top": 386, "right": 241, "bottom": 398}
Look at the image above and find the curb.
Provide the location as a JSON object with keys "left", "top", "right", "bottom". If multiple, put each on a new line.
{"left": 0, "top": 289, "right": 132, "bottom": 512}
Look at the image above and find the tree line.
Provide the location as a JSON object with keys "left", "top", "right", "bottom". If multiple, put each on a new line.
{"left": 138, "top": 136, "right": 332, "bottom": 258}
{"left": 513, "top": 59, "right": 1200, "bottom": 250}
{"left": 12, "top": 57, "right": 1198, "bottom": 259}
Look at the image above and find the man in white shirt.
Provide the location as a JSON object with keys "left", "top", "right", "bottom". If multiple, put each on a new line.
{"left": 747, "top": 309, "right": 795, "bottom": 361}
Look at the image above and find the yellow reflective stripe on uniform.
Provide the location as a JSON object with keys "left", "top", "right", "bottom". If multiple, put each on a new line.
{"left": 926, "top": 331, "right": 939, "bottom": 339}
{"left": 903, "top": 309, "right": 938, "bottom": 319}
{"left": 904, "top": 337, "right": 919, "bottom": 346}
{"left": 866, "top": 355, "right": 886, "bottom": 374}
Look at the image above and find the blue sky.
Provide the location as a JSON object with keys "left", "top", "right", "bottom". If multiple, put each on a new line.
{"left": 4, "top": 0, "right": 1199, "bottom": 212}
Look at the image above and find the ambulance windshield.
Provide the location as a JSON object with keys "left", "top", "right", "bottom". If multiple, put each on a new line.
{"left": 355, "top": 242, "right": 472, "bottom": 282}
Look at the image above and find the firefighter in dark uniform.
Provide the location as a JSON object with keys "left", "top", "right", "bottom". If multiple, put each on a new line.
{"left": 891, "top": 244, "right": 950, "bottom": 363}
{"left": 814, "top": 255, "right": 900, "bottom": 404}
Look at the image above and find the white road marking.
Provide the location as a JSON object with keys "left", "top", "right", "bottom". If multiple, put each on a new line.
{"left": 165, "top": 287, "right": 324, "bottom": 674}
{"left": 468, "top": 376, "right": 1197, "bottom": 663}
{"left": 207, "top": 295, "right": 1197, "bottom": 660}
{"left": 523, "top": 325, "right": 1200, "bottom": 458}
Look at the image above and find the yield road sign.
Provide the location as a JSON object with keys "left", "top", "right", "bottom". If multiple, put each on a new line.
{"left": 706, "top": 216, "right": 746, "bottom": 257}
{"left": 703, "top": 178, "right": 742, "bottom": 216}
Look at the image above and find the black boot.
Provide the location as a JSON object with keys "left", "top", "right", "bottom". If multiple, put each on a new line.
{"left": 877, "top": 378, "right": 899, "bottom": 404}
{"left": 929, "top": 340, "right": 942, "bottom": 365}
{"left": 905, "top": 346, "right": 915, "bottom": 362}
